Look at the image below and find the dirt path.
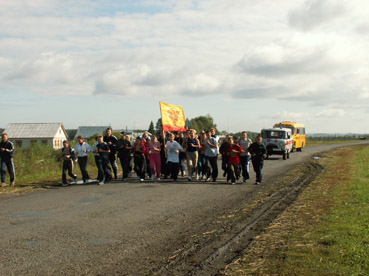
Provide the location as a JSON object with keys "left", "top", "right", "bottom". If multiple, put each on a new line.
{"left": 0, "top": 142, "right": 367, "bottom": 276}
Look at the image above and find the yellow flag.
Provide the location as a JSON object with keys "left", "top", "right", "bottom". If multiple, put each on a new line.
{"left": 160, "top": 101, "right": 187, "bottom": 131}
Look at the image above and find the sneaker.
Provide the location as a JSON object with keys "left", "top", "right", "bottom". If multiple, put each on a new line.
{"left": 255, "top": 182, "right": 260, "bottom": 185}
{"left": 62, "top": 183, "right": 68, "bottom": 187}
{"left": 10, "top": 182, "right": 15, "bottom": 187}
{"left": 140, "top": 179, "right": 144, "bottom": 182}
{"left": 205, "top": 177, "right": 211, "bottom": 182}
{"left": 232, "top": 182, "right": 236, "bottom": 185}
{"left": 188, "top": 176, "right": 192, "bottom": 181}
{"left": 0, "top": 182, "right": 6, "bottom": 187}
{"left": 157, "top": 178, "right": 160, "bottom": 181}
{"left": 98, "top": 181, "right": 104, "bottom": 185}
{"left": 196, "top": 174, "right": 199, "bottom": 181}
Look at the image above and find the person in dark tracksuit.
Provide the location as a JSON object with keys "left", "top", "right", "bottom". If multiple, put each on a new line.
{"left": 95, "top": 134, "right": 112, "bottom": 185}
{"left": 74, "top": 135, "right": 91, "bottom": 184}
{"left": 248, "top": 135, "right": 267, "bottom": 185}
{"left": 0, "top": 133, "right": 15, "bottom": 187}
{"left": 104, "top": 128, "right": 118, "bottom": 179}
{"left": 133, "top": 137, "right": 147, "bottom": 181}
{"left": 116, "top": 132, "right": 132, "bottom": 181}
{"left": 61, "top": 140, "right": 77, "bottom": 187}
{"left": 219, "top": 135, "right": 230, "bottom": 178}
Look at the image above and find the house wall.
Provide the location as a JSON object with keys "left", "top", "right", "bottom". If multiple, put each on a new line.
{"left": 12, "top": 138, "right": 54, "bottom": 149}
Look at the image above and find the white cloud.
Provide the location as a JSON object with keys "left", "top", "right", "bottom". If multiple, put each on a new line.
{"left": 1, "top": 0, "right": 369, "bottom": 115}
{"left": 288, "top": 0, "right": 346, "bottom": 31}
{"left": 316, "top": 109, "right": 346, "bottom": 118}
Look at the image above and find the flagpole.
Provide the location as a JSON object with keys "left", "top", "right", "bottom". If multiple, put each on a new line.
{"left": 159, "top": 102, "right": 167, "bottom": 158}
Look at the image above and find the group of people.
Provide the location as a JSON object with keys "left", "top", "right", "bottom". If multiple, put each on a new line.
{"left": 61, "top": 127, "right": 267, "bottom": 186}
{"left": 0, "top": 128, "right": 267, "bottom": 187}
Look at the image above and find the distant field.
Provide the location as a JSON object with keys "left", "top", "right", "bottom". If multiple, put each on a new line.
{"left": 306, "top": 139, "right": 361, "bottom": 146}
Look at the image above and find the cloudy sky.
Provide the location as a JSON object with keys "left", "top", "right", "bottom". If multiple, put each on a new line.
{"left": 1, "top": 0, "right": 369, "bottom": 133}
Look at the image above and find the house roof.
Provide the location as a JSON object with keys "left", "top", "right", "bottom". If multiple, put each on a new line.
{"left": 75, "top": 126, "right": 110, "bottom": 139}
{"left": 66, "top": 129, "right": 78, "bottom": 140}
{"left": 4, "top": 123, "right": 67, "bottom": 139}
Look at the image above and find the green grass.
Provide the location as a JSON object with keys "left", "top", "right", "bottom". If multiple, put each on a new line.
{"left": 225, "top": 146, "right": 369, "bottom": 276}
{"left": 306, "top": 139, "right": 360, "bottom": 146}
{"left": 1, "top": 145, "right": 98, "bottom": 190}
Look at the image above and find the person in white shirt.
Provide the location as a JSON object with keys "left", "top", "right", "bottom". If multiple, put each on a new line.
{"left": 165, "top": 133, "right": 184, "bottom": 181}
{"left": 74, "top": 135, "right": 91, "bottom": 184}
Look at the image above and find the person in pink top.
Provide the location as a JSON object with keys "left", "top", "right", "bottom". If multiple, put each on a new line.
{"left": 149, "top": 135, "right": 161, "bottom": 181}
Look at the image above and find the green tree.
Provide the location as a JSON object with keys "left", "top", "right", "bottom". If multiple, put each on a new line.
{"left": 189, "top": 114, "right": 217, "bottom": 134}
{"left": 148, "top": 121, "right": 155, "bottom": 134}
{"left": 155, "top": 118, "right": 162, "bottom": 132}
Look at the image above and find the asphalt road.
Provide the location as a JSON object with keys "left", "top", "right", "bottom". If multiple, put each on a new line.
{"left": 0, "top": 142, "right": 367, "bottom": 276}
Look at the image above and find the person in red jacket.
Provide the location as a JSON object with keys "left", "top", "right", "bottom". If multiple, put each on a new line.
{"left": 133, "top": 137, "right": 147, "bottom": 182}
{"left": 226, "top": 136, "right": 244, "bottom": 185}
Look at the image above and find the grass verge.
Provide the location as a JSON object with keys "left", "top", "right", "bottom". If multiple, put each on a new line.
{"left": 224, "top": 145, "right": 369, "bottom": 276}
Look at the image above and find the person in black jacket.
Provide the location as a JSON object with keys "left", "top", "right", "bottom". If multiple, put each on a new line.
{"left": 0, "top": 133, "right": 15, "bottom": 187}
{"left": 248, "top": 135, "right": 267, "bottom": 185}
{"left": 104, "top": 127, "right": 118, "bottom": 179}
{"left": 61, "top": 140, "right": 77, "bottom": 187}
{"left": 116, "top": 132, "right": 132, "bottom": 180}
{"left": 219, "top": 135, "right": 230, "bottom": 178}
{"left": 95, "top": 134, "right": 112, "bottom": 185}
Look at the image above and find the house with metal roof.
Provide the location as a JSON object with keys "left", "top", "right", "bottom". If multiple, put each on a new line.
{"left": 4, "top": 123, "right": 68, "bottom": 149}
{"left": 75, "top": 126, "right": 110, "bottom": 140}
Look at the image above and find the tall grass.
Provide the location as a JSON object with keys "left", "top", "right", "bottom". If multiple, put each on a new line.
{"left": 12, "top": 144, "right": 97, "bottom": 186}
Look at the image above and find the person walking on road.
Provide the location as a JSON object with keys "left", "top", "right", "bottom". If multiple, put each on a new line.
{"left": 149, "top": 135, "right": 161, "bottom": 181}
{"left": 74, "top": 135, "right": 91, "bottom": 184}
{"left": 226, "top": 136, "right": 243, "bottom": 185}
{"left": 239, "top": 131, "right": 252, "bottom": 183}
{"left": 204, "top": 130, "right": 219, "bottom": 182}
{"left": 165, "top": 133, "right": 183, "bottom": 182}
{"left": 248, "top": 135, "right": 267, "bottom": 185}
{"left": 219, "top": 134, "right": 230, "bottom": 178}
{"left": 95, "top": 134, "right": 112, "bottom": 185}
{"left": 0, "top": 133, "right": 15, "bottom": 187}
{"left": 133, "top": 137, "right": 147, "bottom": 182}
{"left": 116, "top": 132, "right": 132, "bottom": 181}
{"left": 183, "top": 129, "right": 200, "bottom": 181}
{"left": 104, "top": 127, "right": 118, "bottom": 179}
{"left": 61, "top": 140, "right": 77, "bottom": 187}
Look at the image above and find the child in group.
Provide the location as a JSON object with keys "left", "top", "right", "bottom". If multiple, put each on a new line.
{"left": 133, "top": 137, "right": 147, "bottom": 182}
{"left": 226, "top": 136, "right": 244, "bottom": 185}
{"left": 239, "top": 131, "right": 252, "bottom": 183}
{"left": 149, "top": 135, "right": 161, "bottom": 181}
{"left": 204, "top": 130, "right": 219, "bottom": 182}
{"left": 165, "top": 133, "right": 183, "bottom": 181}
{"left": 248, "top": 135, "right": 267, "bottom": 185}
{"left": 61, "top": 140, "right": 77, "bottom": 187}
{"left": 94, "top": 134, "right": 112, "bottom": 185}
